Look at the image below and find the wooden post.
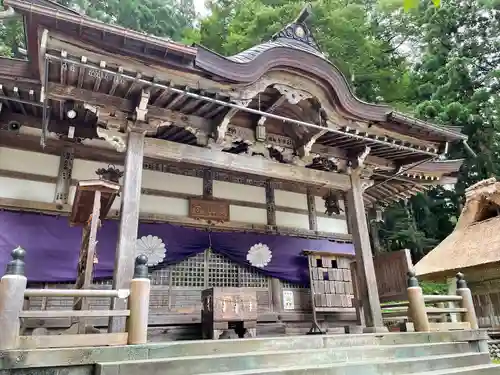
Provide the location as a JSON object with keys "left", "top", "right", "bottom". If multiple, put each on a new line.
{"left": 54, "top": 146, "right": 74, "bottom": 205}
{"left": 73, "top": 190, "right": 101, "bottom": 332}
{"left": 203, "top": 169, "right": 213, "bottom": 199}
{"left": 127, "top": 255, "right": 151, "bottom": 344}
{"left": 306, "top": 188, "right": 317, "bottom": 231}
{"left": 447, "top": 277, "right": 459, "bottom": 322}
{"left": 265, "top": 180, "right": 276, "bottom": 227}
{"left": 0, "top": 247, "right": 27, "bottom": 350}
{"left": 456, "top": 272, "right": 479, "bottom": 329}
{"left": 350, "top": 261, "right": 366, "bottom": 327}
{"left": 345, "top": 170, "right": 384, "bottom": 331}
{"left": 270, "top": 278, "right": 282, "bottom": 313}
{"left": 407, "top": 271, "right": 430, "bottom": 332}
{"left": 109, "top": 129, "right": 145, "bottom": 332}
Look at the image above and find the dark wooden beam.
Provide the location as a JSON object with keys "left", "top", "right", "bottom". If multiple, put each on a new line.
{"left": 265, "top": 180, "right": 276, "bottom": 227}
{"left": 47, "top": 83, "right": 212, "bottom": 132}
{"left": 143, "top": 138, "right": 352, "bottom": 190}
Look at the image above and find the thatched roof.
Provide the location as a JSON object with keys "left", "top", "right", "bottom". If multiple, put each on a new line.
{"left": 415, "top": 178, "right": 500, "bottom": 277}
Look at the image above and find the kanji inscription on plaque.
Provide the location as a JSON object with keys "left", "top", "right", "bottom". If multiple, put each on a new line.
{"left": 189, "top": 198, "right": 230, "bottom": 222}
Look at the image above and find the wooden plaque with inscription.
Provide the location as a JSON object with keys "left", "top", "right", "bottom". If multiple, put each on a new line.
{"left": 189, "top": 198, "right": 230, "bottom": 222}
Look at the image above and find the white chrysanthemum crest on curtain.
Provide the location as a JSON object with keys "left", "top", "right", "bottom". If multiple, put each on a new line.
{"left": 246, "top": 243, "right": 272, "bottom": 268}
{"left": 135, "top": 235, "right": 166, "bottom": 266}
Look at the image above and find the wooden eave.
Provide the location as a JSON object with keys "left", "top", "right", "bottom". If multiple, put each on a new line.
{"left": 0, "top": 58, "right": 33, "bottom": 82}
{"left": 195, "top": 45, "right": 466, "bottom": 145}
{"left": 0, "top": 0, "right": 465, "bottom": 205}
{"left": 4, "top": 0, "right": 198, "bottom": 72}
{"left": 7, "top": 0, "right": 466, "bottom": 146}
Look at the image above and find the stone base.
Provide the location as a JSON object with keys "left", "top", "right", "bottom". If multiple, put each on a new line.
{"left": 344, "top": 325, "right": 364, "bottom": 334}
{"left": 362, "top": 326, "right": 389, "bottom": 333}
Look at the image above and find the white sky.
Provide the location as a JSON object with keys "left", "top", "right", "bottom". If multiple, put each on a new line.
{"left": 193, "top": 0, "right": 209, "bottom": 17}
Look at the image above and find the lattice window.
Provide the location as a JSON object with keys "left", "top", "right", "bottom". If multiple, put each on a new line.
{"left": 169, "top": 252, "right": 205, "bottom": 287}
{"left": 151, "top": 268, "right": 170, "bottom": 285}
{"left": 207, "top": 251, "right": 239, "bottom": 287}
{"left": 148, "top": 250, "right": 271, "bottom": 288}
{"left": 281, "top": 280, "right": 307, "bottom": 289}
{"left": 238, "top": 265, "right": 270, "bottom": 288}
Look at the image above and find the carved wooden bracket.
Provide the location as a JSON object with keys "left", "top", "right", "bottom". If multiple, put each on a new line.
{"left": 213, "top": 98, "right": 252, "bottom": 145}
{"left": 96, "top": 126, "right": 126, "bottom": 153}
{"left": 348, "top": 145, "right": 371, "bottom": 172}
{"left": 274, "top": 84, "right": 312, "bottom": 104}
{"left": 135, "top": 89, "right": 150, "bottom": 122}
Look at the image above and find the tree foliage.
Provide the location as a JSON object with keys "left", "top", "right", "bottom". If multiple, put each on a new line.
{"left": 0, "top": 0, "right": 498, "bottom": 262}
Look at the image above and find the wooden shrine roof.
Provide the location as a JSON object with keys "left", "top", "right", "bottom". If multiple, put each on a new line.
{"left": 0, "top": 0, "right": 466, "bottom": 206}
{"left": 415, "top": 178, "right": 500, "bottom": 279}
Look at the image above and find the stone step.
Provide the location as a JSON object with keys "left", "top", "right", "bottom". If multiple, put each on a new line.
{"left": 172, "top": 353, "right": 491, "bottom": 375}
{"left": 143, "top": 331, "right": 486, "bottom": 359}
{"left": 410, "top": 364, "right": 500, "bottom": 375}
{"left": 2, "top": 331, "right": 488, "bottom": 370}
{"left": 95, "top": 342, "right": 477, "bottom": 375}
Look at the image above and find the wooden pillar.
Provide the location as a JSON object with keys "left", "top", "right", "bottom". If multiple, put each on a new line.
{"left": 109, "top": 129, "right": 145, "bottom": 332}
{"left": 54, "top": 146, "right": 74, "bottom": 205}
{"left": 127, "top": 255, "right": 151, "bottom": 344}
{"left": 266, "top": 180, "right": 281, "bottom": 313}
{"left": 367, "top": 208, "right": 382, "bottom": 255}
{"left": 203, "top": 169, "right": 213, "bottom": 199}
{"left": 456, "top": 273, "right": 479, "bottom": 329}
{"left": 270, "top": 278, "right": 282, "bottom": 313}
{"left": 345, "top": 169, "right": 384, "bottom": 331}
{"left": 407, "top": 271, "right": 430, "bottom": 332}
{"left": 265, "top": 180, "right": 276, "bottom": 227}
{"left": 306, "top": 188, "right": 317, "bottom": 231}
{"left": 0, "top": 247, "right": 27, "bottom": 350}
{"left": 73, "top": 190, "right": 101, "bottom": 333}
{"left": 447, "top": 277, "right": 459, "bottom": 322}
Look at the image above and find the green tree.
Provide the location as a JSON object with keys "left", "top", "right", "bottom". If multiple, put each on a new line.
{"left": 378, "top": 0, "right": 500, "bottom": 259}
{"left": 0, "top": 17, "right": 25, "bottom": 58}
{"left": 196, "top": 0, "right": 410, "bottom": 103}
{"left": 59, "top": 0, "right": 196, "bottom": 41}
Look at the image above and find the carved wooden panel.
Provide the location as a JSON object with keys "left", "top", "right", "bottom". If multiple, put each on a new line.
{"left": 373, "top": 249, "right": 412, "bottom": 303}
{"left": 305, "top": 251, "right": 354, "bottom": 310}
{"left": 202, "top": 287, "right": 258, "bottom": 322}
{"left": 189, "top": 198, "right": 230, "bottom": 222}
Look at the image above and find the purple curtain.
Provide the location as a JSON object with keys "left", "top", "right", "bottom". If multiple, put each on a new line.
{"left": 0, "top": 210, "right": 354, "bottom": 284}
{"left": 211, "top": 231, "right": 354, "bottom": 284}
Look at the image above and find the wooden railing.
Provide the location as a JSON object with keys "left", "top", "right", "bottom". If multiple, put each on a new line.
{"left": 0, "top": 247, "right": 151, "bottom": 350}
{"left": 381, "top": 272, "right": 479, "bottom": 332}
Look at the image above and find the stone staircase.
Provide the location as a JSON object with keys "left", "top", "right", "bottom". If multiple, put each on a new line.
{"left": 1, "top": 330, "right": 498, "bottom": 375}
{"left": 92, "top": 331, "right": 498, "bottom": 375}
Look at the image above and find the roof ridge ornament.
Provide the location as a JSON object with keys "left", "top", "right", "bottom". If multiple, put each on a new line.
{"left": 270, "top": 4, "right": 322, "bottom": 53}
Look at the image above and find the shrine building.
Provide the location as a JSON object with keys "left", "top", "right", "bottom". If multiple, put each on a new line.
{"left": 0, "top": 0, "right": 466, "bottom": 338}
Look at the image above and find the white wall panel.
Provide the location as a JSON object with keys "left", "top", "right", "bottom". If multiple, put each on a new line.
{"left": 275, "top": 190, "right": 308, "bottom": 210}
{"left": 213, "top": 181, "right": 265, "bottom": 203}
{"left": 230, "top": 205, "right": 267, "bottom": 225}
{"left": 276, "top": 211, "right": 309, "bottom": 230}
{"left": 0, "top": 147, "right": 59, "bottom": 177}
{"left": 0, "top": 177, "right": 55, "bottom": 203}
{"left": 317, "top": 216, "right": 349, "bottom": 234}
{"left": 142, "top": 170, "right": 202, "bottom": 196}
{"left": 139, "top": 195, "right": 189, "bottom": 216}
{"left": 72, "top": 159, "right": 110, "bottom": 181}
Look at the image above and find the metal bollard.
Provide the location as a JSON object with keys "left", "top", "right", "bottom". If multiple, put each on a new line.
{"left": 127, "top": 254, "right": 150, "bottom": 344}
{"left": 0, "top": 247, "right": 28, "bottom": 349}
